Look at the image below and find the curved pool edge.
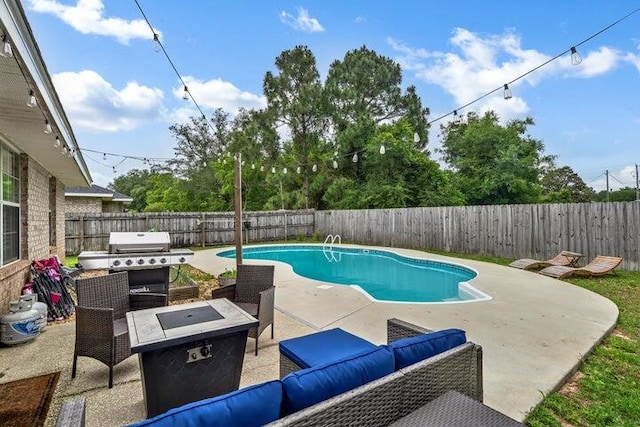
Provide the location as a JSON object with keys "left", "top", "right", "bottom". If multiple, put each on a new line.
{"left": 216, "top": 242, "right": 491, "bottom": 305}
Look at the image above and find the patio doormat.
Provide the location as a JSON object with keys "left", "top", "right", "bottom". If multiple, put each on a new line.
{"left": 0, "top": 371, "right": 60, "bottom": 427}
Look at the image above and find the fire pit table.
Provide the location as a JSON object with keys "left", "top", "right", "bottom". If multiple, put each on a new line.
{"left": 126, "top": 298, "right": 258, "bottom": 417}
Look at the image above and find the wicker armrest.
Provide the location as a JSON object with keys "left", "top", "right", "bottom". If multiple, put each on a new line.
{"left": 75, "top": 306, "right": 114, "bottom": 337}
{"left": 211, "top": 284, "right": 236, "bottom": 301}
{"left": 387, "top": 318, "right": 432, "bottom": 343}
{"left": 129, "top": 292, "right": 167, "bottom": 311}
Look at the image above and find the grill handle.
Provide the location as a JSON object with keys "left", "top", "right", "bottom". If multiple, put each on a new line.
{"left": 114, "top": 246, "right": 166, "bottom": 254}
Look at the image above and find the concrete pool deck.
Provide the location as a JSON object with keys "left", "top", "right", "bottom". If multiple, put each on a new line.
{"left": 191, "top": 243, "right": 619, "bottom": 422}
{"left": 0, "top": 244, "right": 617, "bottom": 425}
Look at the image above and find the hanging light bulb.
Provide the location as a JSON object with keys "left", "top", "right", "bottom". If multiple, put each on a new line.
{"left": 61, "top": 145, "right": 67, "bottom": 155}
{"left": 153, "top": 33, "right": 161, "bottom": 52}
{"left": 260, "top": 165, "right": 265, "bottom": 172}
{"left": 68, "top": 149, "right": 74, "bottom": 158}
{"left": 112, "top": 166, "right": 117, "bottom": 174}
{"left": 283, "top": 167, "right": 288, "bottom": 174}
{"left": 296, "top": 166, "right": 301, "bottom": 174}
{"left": 332, "top": 160, "right": 338, "bottom": 169}
{"left": 182, "top": 86, "right": 189, "bottom": 100}
{"left": 54, "top": 136, "right": 60, "bottom": 148}
{"left": 271, "top": 166, "right": 276, "bottom": 174}
{"left": 413, "top": 132, "right": 420, "bottom": 143}
{"left": 453, "top": 110, "right": 462, "bottom": 124}
{"left": 503, "top": 84, "right": 512, "bottom": 100}
{"left": 0, "top": 34, "right": 12, "bottom": 57}
{"left": 570, "top": 46, "right": 582, "bottom": 65}
{"left": 312, "top": 164, "right": 317, "bottom": 172}
{"left": 379, "top": 144, "right": 386, "bottom": 155}
{"left": 44, "top": 120, "right": 52, "bottom": 134}
{"left": 222, "top": 159, "right": 227, "bottom": 165}
{"left": 251, "top": 163, "right": 255, "bottom": 170}
{"left": 102, "top": 153, "right": 107, "bottom": 160}
{"left": 27, "top": 90, "right": 37, "bottom": 107}
{"left": 352, "top": 153, "right": 358, "bottom": 163}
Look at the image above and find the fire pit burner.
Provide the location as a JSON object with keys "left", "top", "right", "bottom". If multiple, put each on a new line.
{"left": 157, "top": 306, "right": 223, "bottom": 330}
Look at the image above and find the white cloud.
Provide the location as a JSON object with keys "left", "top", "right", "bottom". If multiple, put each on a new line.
{"left": 173, "top": 77, "right": 266, "bottom": 114}
{"left": 354, "top": 16, "right": 366, "bottom": 24}
{"left": 388, "top": 28, "right": 628, "bottom": 122}
{"left": 280, "top": 7, "right": 324, "bottom": 33}
{"left": 27, "top": 0, "right": 158, "bottom": 44}
{"left": 52, "top": 70, "right": 164, "bottom": 132}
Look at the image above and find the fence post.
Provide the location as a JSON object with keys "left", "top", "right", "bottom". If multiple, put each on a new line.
{"left": 78, "top": 214, "right": 85, "bottom": 252}
{"left": 201, "top": 212, "right": 206, "bottom": 247}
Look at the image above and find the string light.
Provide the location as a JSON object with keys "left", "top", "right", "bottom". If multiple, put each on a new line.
{"left": 53, "top": 136, "right": 60, "bottom": 148}
{"left": 503, "top": 84, "right": 513, "bottom": 100}
{"left": 44, "top": 120, "right": 52, "bottom": 134}
{"left": 182, "top": 86, "right": 189, "bottom": 100}
{"left": 27, "top": 90, "right": 37, "bottom": 107}
{"left": 296, "top": 166, "right": 301, "bottom": 174}
{"left": 379, "top": 144, "right": 386, "bottom": 155}
{"left": 413, "top": 132, "right": 420, "bottom": 143}
{"left": 352, "top": 153, "right": 358, "bottom": 163}
{"left": 0, "top": 34, "right": 12, "bottom": 57}
{"left": 453, "top": 110, "right": 461, "bottom": 124}
{"left": 312, "top": 164, "right": 317, "bottom": 172}
{"left": 332, "top": 160, "right": 338, "bottom": 169}
{"left": 570, "top": 46, "right": 582, "bottom": 65}
{"left": 103, "top": 153, "right": 107, "bottom": 160}
{"left": 153, "top": 33, "right": 161, "bottom": 52}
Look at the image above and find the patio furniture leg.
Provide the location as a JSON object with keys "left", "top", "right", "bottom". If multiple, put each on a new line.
{"left": 71, "top": 354, "right": 77, "bottom": 379}
{"left": 255, "top": 335, "right": 259, "bottom": 356}
{"left": 109, "top": 365, "right": 113, "bottom": 389}
{"left": 271, "top": 323, "right": 274, "bottom": 339}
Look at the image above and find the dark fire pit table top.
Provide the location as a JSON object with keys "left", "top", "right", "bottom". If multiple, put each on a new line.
{"left": 127, "top": 298, "right": 258, "bottom": 353}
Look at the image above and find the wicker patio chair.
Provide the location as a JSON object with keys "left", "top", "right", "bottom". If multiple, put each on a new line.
{"left": 71, "top": 272, "right": 167, "bottom": 388}
{"left": 211, "top": 264, "right": 275, "bottom": 356}
{"left": 539, "top": 255, "right": 622, "bottom": 279}
{"left": 508, "top": 250, "right": 582, "bottom": 270}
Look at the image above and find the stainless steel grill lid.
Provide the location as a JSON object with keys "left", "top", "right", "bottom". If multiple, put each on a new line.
{"left": 109, "top": 232, "right": 171, "bottom": 253}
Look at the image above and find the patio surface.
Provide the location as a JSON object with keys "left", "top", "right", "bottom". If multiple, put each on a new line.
{"left": 0, "top": 244, "right": 618, "bottom": 426}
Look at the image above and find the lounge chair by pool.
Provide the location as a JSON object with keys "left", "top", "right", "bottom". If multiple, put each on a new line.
{"left": 539, "top": 255, "right": 623, "bottom": 279}
{"left": 509, "top": 251, "right": 582, "bottom": 271}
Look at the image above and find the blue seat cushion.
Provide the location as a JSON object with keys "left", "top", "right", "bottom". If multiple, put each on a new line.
{"left": 388, "top": 328, "right": 466, "bottom": 370}
{"left": 279, "top": 328, "right": 377, "bottom": 369}
{"left": 281, "top": 345, "right": 394, "bottom": 415}
{"left": 128, "top": 380, "right": 282, "bottom": 427}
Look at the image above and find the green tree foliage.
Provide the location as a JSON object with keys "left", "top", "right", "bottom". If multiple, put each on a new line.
{"left": 439, "top": 111, "right": 544, "bottom": 205}
{"left": 540, "top": 165, "right": 595, "bottom": 203}
{"left": 594, "top": 186, "right": 638, "bottom": 202}
{"left": 110, "top": 168, "right": 159, "bottom": 212}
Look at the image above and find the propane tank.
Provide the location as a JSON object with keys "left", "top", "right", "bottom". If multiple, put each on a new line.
{"left": 19, "top": 294, "right": 47, "bottom": 332}
{"left": 1, "top": 299, "right": 41, "bottom": 345}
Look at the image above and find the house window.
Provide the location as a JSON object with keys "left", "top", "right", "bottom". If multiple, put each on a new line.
{"left": 1, "top": 145, "right": 20, "bottom": 265}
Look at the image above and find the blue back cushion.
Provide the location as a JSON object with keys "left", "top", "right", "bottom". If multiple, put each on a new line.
{"left": 281, "top": 345, "right": 394, "bottom": 415}
{"left": 389, "top": 329, "right": 466, "bottom": 370}
{"left": 279, "top": 328, "right": 377, "bottom": 369}
{"left": 128, "top": 380, "right": 282, "bottom": 427}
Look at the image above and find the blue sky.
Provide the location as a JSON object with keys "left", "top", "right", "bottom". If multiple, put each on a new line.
{"left": 22, "top": 0, "right": 640, "bottom": 191}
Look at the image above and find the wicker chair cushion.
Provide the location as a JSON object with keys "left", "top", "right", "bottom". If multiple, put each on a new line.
{"left": 388, "top": 328, "right": 466, "bottom": 370}
{"left": 279, "top": 328, "right": 376, "bottom": 369}
{"left": 129, "top": 380, "right": 283, "bottom": 427}
{"left": 281, "top": 346, "right": 394, "bottom": 415}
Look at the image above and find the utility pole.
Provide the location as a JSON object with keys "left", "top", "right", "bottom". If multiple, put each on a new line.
{"left": 636, "top": 164, "right": 639, "bottom": 201}
{"left": 605, "top": 169, "right": 610, "bottom": 202}
{"left": 234, "top": 153, "right": 243, "bottom": 266}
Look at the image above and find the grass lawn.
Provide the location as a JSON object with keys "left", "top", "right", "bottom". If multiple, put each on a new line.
{"left": 436, "top": 251, "right": 640, "bottom": 427}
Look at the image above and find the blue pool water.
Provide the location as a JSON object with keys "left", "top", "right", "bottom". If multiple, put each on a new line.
{"left": 218, "top": 245, "right": 485, "bottom": 303}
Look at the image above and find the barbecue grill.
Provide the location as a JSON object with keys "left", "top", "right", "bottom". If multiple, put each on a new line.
{"left": 78, "top": 232, "right": 194, "bottom": 294}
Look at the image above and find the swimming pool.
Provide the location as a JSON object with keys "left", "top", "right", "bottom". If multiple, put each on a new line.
{"left": 217, "top": 245, "right": 490, "bottom": 304}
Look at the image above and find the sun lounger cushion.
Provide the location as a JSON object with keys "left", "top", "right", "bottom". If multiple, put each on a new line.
{"left": 388, "top": 328, "right": 467, "bottom": 370}
{"left": 281, "top": 345, "right": 394, "bottom": 415}
{"left": 279, "top": 328, "right": 377, "bottom": 369}
{"left": 129, "top": 380, "right": 283, "bottom": 427}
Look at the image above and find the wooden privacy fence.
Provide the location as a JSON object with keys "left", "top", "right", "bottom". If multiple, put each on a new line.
{"left": 314, "top": 202, "right": 640, "bottom": 271}
{"left": 65, "top": 210, "right": 315, "bottom": 254}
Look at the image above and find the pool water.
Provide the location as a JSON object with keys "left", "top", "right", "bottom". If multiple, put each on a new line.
{"left": 218, "top": 245, "right": 488, "bottom": 303}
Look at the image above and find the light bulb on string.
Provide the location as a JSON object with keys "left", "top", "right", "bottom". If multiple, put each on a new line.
{"left": 54, "top": 136, "right": 60, "bottom": 148}
{"left": 503, "top": 84, "right": 512, "bottom": 100}
{"left": 44, "top": 120, "right": 52, "bottom": 134}
{"left": 413, "top": 132, "right": 420, "bottom": 143}
{"left": 271, "top": 166, "right": 276, "bottom": 174}
{"left": 182, "top": 86, "right": 189, "bottom": 100}
{"left": 251, "top": 163, "right": 255, "bottom": 170}
{"left": 332, "top": 160, "right": 338, "bottom": 169}
{"left": 570, "top": 46, "right": 582, "bottom": 65}
{"left": 1, "top": 34, "right": 12, "bottom": 57}
{"left": 27, "top": 90, "right": 37, "bottom": 108}
{"left": 453, "top": 110, "right": 462, "bottom": 124}
{"left": 112, "top": 166, "right": 117, "bottom": 174}
{"left": 379, "top": 144, "right": 386, "bottom": 155}
{"left": 283, "top": 167, "right": 287, "bottom": 174}
{"left": 296, "top": 166, "right": 301, "bottom": 174}
{"left": 102, "top": 153, "right": 107, "bottom": 160}
{"left": 260, "top": 165, "right": 265, "bottom": 172}
{"left": 153, "top": 33, "right": 161, "bottom": 52}
{"left": 352, "top": 153, "right": 358, "bottom": 163}
{"left": 68, "top": 149, "right": 74, "bottom": 158}
{"left": 61, "top": 146, "right": 67, "bottom": 155}
{"left": 312, "top": 164, "right": 317, "bottom": 172}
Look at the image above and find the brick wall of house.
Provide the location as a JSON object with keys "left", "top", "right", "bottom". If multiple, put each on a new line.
{"left": 55, "top": 180, "right": 66, "bottom": 262}
{"left": 65, "top": 197, "right": 102, "bottom": 214}
{"left": 0, "top": 156, "right": 57, "bottom": 314}
{"left": 102, "top": 201, "right": 125, "bottom": 212}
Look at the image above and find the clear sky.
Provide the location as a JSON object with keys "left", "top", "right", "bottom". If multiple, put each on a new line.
{"left": 22, "top": 0, "right": 640, "bottom": 191}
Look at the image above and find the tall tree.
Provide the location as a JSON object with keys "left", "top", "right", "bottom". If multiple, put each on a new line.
{"left": 540, "top": 165, "right": 595, "bottom": 203}
{"left": 439, "top": 111, "right": 544, "bottom": 205}
{"left": 110, "top": 168, "right": 159, "bottom": 212}
{"left": 263, "top": 45, "right": 329, "bottom": 208}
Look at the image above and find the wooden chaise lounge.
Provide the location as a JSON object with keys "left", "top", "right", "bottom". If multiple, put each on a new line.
{"left": 539, "top": 255, "right": 623, "bottom": 279}
{"left": 508, "top": 251, "right": 582, "bottom": 270}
